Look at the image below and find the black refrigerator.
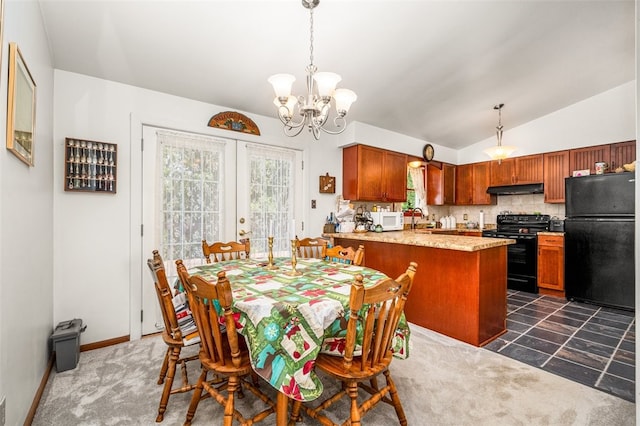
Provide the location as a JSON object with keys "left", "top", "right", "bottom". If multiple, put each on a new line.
{"left": 564, "top": 173, "right": 635, "bottom": 311}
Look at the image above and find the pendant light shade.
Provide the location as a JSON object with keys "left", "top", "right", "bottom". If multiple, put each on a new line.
{"left": 484, "top": 103, "right": 516, "bottom": 160}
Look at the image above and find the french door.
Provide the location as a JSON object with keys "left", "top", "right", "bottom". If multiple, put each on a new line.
{"left": 141, "top": 126, "right": 302, "bottom": 335}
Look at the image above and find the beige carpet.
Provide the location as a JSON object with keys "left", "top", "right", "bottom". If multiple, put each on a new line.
{"left": 32, "top": 324, "right": 635, "bottom": 425}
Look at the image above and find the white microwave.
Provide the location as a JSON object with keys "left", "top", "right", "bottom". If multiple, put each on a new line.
{"left": 370, "top": 211, "right": 404, "bottom": 231}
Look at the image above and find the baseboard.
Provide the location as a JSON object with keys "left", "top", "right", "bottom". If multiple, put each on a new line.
{"left": 80, "top": 335, "right": 130, "bottom": 352}
{"left": 23, "top": 355, "right": 54, "bottom": 426}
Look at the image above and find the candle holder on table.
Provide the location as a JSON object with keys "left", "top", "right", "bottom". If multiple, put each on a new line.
{"left": 265, "top": 236, "right": 279, "bottom": 270}
{"left": 286, "top": 239, "right": 302, "bottom": 276}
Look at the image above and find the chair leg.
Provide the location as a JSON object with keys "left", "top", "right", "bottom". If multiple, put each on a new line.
{"left": 347, "top": 382, "right": 361, "bottom": 426}
{"left": 184, "top": 370, "right": 207, "bottom": 426}
{"left": 157, "top": 347, "right": 171, "bottom": 385}
{"left": 224, "top": 376, "right": 240, "bottom": 426}
{"left": 383, "top": 370, "right": 407, "bottom": 426}
{"left": 289, "top": 400, "right": 303, "bottom": 425}
{"left": 156, "top": 346, "right": 180, "bottom": 422}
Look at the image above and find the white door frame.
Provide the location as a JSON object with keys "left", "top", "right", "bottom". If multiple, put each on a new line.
{"left": 129, "top": 113, "right": 309, "bottom": 340}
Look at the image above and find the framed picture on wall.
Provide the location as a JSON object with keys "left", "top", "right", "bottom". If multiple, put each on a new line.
{"left": 6, "top": 42, "right": 37, "bottom": 166}
{"left": 0, "top": 0, "right": 4, "bottom": 70}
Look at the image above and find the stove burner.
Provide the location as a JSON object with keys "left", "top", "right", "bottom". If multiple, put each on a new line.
{"left": 496, "top": 214, "right": 551, "bottom": 234}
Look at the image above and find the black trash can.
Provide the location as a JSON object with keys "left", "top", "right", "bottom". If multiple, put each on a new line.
{"left": 51, "top": 319, "right": 86, "bottom": 372}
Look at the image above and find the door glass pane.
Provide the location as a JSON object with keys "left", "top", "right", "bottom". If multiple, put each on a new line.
{"left": 244, "top": 143, "right": 297, "bottom": 257}
{"left": 156, "top": 130, "right": 226, "bottom": 277}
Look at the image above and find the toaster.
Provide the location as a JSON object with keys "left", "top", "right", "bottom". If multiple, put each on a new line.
{"left": 549, "top": 219, "right": 565, "bottom": 232}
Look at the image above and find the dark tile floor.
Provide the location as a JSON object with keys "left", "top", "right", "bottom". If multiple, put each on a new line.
{"left": 484, "top": 290, "right": 635, "bottom": 402}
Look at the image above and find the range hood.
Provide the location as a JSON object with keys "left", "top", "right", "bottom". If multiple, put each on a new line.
{"left": 486, "top": 183, "right": 544, "bottom": 195}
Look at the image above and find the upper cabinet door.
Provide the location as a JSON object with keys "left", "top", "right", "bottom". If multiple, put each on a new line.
{"left": 427, "top": 162, "right": 456, "bottom": 205}
{"left": 342, "top": 144, "right": 407, "bottom": 202}
{"left": 455, "top": 164, "right": 473, "bottom": 205}
{"left": 543, "top": 150, "right": 570, "bottom": 203}
{"left": 490, "top": 158, "right": 516, "bottom": 185}
{"left": 383, "top": 150, "right": 410, "bottom": 201}
{"left": 610, "top": 140, "right": 636, "bottom": 171}
{"left": 514, "top": 154, "right": 543, "bottom": 184}
{"left": 443, "top": 163, "right": 456, "bottom": 205}
{"left": 426, "top": 162, "right": 444, "bottom": 205}
{"left": 569, "top": 144, "right": 611, "bottom": 174}
{"left": 456, "top": 162, "right": 495, "bottom": 205}
{"left": 472, "top": 161, "right": 495, "bottom": 205}
{"left": 490, "top": 154, "right": 542, "bottom": 185}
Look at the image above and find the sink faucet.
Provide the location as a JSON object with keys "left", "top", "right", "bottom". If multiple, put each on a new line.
{"left": 410, "top": 208, "right": 423, "bottom": 230}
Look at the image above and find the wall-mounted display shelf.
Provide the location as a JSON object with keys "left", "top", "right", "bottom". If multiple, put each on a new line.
{"left": 64, "top": 138, "right": 117, "bottom": 193}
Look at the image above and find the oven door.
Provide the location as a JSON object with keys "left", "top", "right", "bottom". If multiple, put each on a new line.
{"left": 501, "top": 234, "right": 538, "bottom": 293}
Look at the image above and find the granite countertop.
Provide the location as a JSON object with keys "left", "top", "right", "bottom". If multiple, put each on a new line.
{"left": 324, "top": 230, "right": 514, "bottom": 252}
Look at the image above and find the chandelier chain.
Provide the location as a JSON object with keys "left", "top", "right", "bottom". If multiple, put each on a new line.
{"left": 309, "top": 7, "right": 314, "bottom": 67}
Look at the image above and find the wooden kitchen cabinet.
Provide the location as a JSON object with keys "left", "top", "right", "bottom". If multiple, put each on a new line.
{"left": 538, "top": 234, "right": 564, "bottom": 297}
{"left": 455, "top": 164, "right": 473, "bottom": 205}
{"left": 569, "top": 144, "right": 611, "bottom": 174}
{"left": 610, "top": 140, "right": 636, "bottom": 171}
{"left": 342, "top": 144, "right": 407, "bottom": 202}
{"left": 472, "top": 161, "right": 494, "bottom": 205}
{"left": 490, "top": 154, "right": 543, "bottom": 186}
{"left": 543, "top": 150, "right": 570, "bottom": 203}
{"left": 455, "top": 161, "right": 496, "bottom": 205}
{"left": 427, "top": 161, "right": 456, "bottom": 205}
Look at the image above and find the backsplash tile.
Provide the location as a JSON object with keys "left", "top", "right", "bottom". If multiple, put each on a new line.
{"left": 431, "top": 194, "right": 566, "bottom": 227}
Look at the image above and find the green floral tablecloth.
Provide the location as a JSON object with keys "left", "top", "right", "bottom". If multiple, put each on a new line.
{"left": 187, "top": 257, "right": 411, "bottom": 402}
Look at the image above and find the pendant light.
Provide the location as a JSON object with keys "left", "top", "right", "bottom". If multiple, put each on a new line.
{"left": 484, "top": 104, "right": 516, "bottom": 161}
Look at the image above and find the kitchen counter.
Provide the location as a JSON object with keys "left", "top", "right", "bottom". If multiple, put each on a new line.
{"left": 323, "top": 230, "right": 513, "bottom": 252}
{"left": 327, "top": 230, "right": 512, "bottom": 347}
{"left": 537, "top": 231, "right": 565, "bottom": 236}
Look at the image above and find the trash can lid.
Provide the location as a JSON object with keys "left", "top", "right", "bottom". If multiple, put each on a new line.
{"left": 51, "top": 319, "right": 84, "bottom": 340}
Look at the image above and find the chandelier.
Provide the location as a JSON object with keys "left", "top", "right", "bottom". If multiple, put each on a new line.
{"left": 483, "top": 103, "right": 516, "bottom": 161}
{"left": 268, "top": 0, "right": 357, "bottom": 140}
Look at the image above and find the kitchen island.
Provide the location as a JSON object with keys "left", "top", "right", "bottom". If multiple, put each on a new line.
{"left": 325, "top": 230, "right": 514, "bottom": 346}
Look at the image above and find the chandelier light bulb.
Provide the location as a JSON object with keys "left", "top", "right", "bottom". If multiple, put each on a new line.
{"left": 333, "top": 88, "right": 357, "bottom": 116}
{"left": 313, "top": 72, "right": 341, "bottom": 98}
{"left": 268, "top": 74, "right": 296, "bottom": 99}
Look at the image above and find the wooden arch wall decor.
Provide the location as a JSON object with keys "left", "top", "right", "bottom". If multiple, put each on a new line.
{"left": 207, "top": 111, "right": 261, "bottom": 135}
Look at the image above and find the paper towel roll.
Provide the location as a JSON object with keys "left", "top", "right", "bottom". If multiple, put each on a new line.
{"left": 479, "top": 211, "right": 485, "bottom": 230}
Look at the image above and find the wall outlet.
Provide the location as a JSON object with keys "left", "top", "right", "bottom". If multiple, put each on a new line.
{"left": 0, "top": 395, "right": 6, "bottom": 426}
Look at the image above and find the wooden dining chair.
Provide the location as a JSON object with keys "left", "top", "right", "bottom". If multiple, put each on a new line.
{"left": 293, "top": 261, "right": 418, "bottom": 426}
{"left": 202, "top": 239, "right": 250, "bottom": 264}
{"left": 146, "top": 250, "right": 200, "bottom": 423}
{"left": 296, "top": 237, "right": 328, "bottom": 259}
{"left": 324, "top": 244, "right": 365, "bottom": 266}
{"left": 175, "top": 260, "right": 276, "bottom": 426}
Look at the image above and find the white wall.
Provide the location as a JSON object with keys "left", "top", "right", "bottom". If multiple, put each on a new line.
{"left": 333, "top": 81, "right": 634, "bottom": 169}
{"left": 0, "top": 1, "right": 54, "bottom": 425}
{"left": 338, "top": 121, "right": 459, "bottom": 164}
{"left": 458, "top": 81, "right": 636, "bottom": 164}
{"left": 53, "top": 70, "right": 343, "bottom": 344}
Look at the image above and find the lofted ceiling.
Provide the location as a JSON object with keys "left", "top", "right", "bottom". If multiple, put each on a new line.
{"left": 38, "top": 0, "right": 635, "bottom": 149}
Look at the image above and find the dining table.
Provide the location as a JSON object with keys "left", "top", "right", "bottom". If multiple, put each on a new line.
{"left": 185, "top": 256, "right": 411, "bottom": 425}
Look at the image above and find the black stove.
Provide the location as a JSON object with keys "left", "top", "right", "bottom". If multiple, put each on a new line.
{"left": 482, "top": 214, "right": 551, "bottom": 293}
{"left": 482, "top": 214, "right": 551, "bottom": 239}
